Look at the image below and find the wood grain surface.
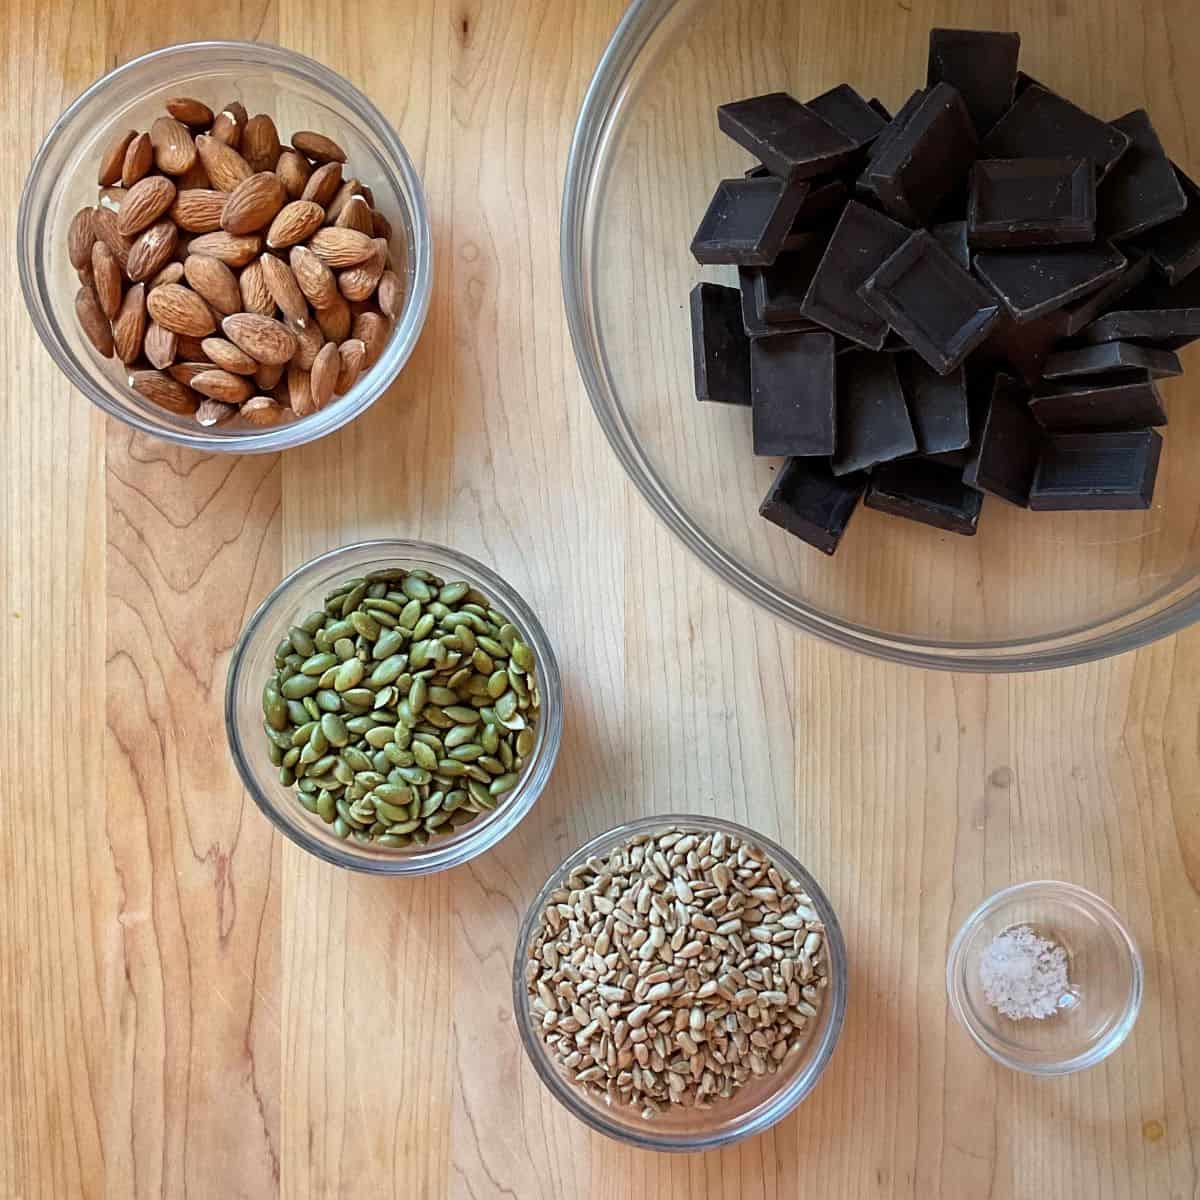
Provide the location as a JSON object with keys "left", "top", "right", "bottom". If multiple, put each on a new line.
{"left": 2, "top": 1, "right": 1198, "bottom": 1198}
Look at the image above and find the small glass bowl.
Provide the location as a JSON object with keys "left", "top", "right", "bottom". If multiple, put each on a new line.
{"left": 18, "top": 41, "right": 432, "bottom": 452}
{"left": 512, "top": 814, "right": 847, "bottom": 1152}
{"left": 225, "top": 540, "right": 562, "bottom": 874}
{"left": 947, "top": 881, "right": 1142, "bottom": 1075}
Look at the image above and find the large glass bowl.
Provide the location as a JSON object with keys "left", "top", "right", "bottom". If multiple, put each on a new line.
{"left": 562, "top": 0, "right": 1200, "bottom": 670}
{"left": 18, "top": 41, "right": 432, "bottom": 453}
{"left": 512, "top": 814, "right": 847, "bottom": 1151}
{"left": 225, "top": 540, "right": 562, "bottom": 874}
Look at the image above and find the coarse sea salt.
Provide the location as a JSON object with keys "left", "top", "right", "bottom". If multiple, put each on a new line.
{"left": 979, "top": 924, "right": 1071, "bottom": 1020}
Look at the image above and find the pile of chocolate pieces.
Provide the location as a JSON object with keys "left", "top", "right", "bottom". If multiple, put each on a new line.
{"left": 689, "top": 28, "right": 1198, "bottom": 554}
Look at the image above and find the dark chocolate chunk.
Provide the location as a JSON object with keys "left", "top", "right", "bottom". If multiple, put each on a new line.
{"left": 861, "top": 230, "right": 1001, "bottom": 373}
{"left": 1013, "top": 71, "right": 1047, "bottom": 98}
{"left": 1127, "top": 165, "right": 1200, "bottom": 285}
{"left": 1098, "top": 110, "right": 1187, "bottom": 240}
{"left": 786, "top": 177, "right": 848, "bottom": 236}
{"left": 868, "top": 98, "right": 893, "bottom": 122}
{"left": 865, "top": 457, "right": 984, "bottom": 534}
{"left": 967, "top": 158, "right": 1096, "bottom": 246}
{"left": 738, "top": 267, "right": 823, "bottom": 338}
{"left": 926, "top": 28, "right": 1021, "bottom": 136}
{"left": 691, "top": 176, "right": 811, "bottom": 265}
{"left": 758, "top": 456, "right": 866, "bottom": 554}
{"left": 690, "top": 283, "right": 751, "bottom": 405}
{"left": 973, "top": 243, "right": 1128, "bottom": 322}
{"left": 897, "top": 354, "right": 971, "bottom": 454}
{"left": 1042, "top": 341, "right": 1182, "bottom": 380}
{"left": 865, "top": 83, "right": 979, "bottom": 227}
{"left": 972, "top": 311, "right": 1063, "bottom": 384}
{"left": 751, "top": 331, "right": 838, "bottom": 456}
{"left": 1055, "top": 253, "right": 1150, "bottom": 337}
{"left": 754, "top": 232, "right": 830, "bottom": 321}
{"left": 932, "top": 220, "right": 970, "bottom": 269}
{"left": 1029, "top": 369, "right": 1167, "bottom": 432}
{"left": 857, "top": 89, "right": 927, "bottom": 202}
{"left": 806, "top": 84, "right": 888, "bottom": 149}
{"left": 1029, "top": 429, "right": 1162, "bottom": 510}
{"left": 979, "top": 84, "right": 1131, "bottom": 180}
{"left": 1075, "top": 268, "right": 1200, "bottom": 346}
{"left": 963, "top": 373, "right": 1042, "bottom": 505}
{"left": 718, "top": 93, "right": 858, "bottom": 180}
{"left": 832, "top": 351, "right": 917, "bottom": 475}
{"left": 799, "top": 200, "right": 911, "bottom": 348}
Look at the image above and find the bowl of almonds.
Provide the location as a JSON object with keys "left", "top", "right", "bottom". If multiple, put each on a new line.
{"left": 18, "top": 41, "right": 432, "bottom": 450}
{"left": 514, "top": 815, "right": 847, "bottom": 1150}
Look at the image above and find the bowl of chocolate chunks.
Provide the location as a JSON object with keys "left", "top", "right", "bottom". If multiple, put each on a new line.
{"left": 564, "top": 2, "right": 1200, "bottom": 669}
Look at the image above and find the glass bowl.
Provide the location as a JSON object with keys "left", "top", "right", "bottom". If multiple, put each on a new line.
{"left": 512, "top": 814, "right": 847, "bottom": 1151}
{"left": 225, "top": 540, "right": 562, "bottom": 874}
{"left": 562, "top": 0, "right": 1200, "bottom": 670}
{"left": 946, "top": 881, "right": 1142, "bottom": 1075}
{"left": 18, "top": 40, "right": 432, "bottom": 453}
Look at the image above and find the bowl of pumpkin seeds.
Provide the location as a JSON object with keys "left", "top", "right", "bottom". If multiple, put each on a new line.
{"left": 226, "top": 539, "right": 562, "bottom": 873}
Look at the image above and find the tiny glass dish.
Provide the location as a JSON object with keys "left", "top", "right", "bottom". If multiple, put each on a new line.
{"left": 512, "top": 814, "right": 848, "bottom": 1152}
{"left": 18, "top": 41, "right": 432, "bottom": 452}
{"left": 946, "top": 880, "right": 1143, "bottom": 1075}
{"left": 225, "top": 540, "right": 562, "bottom": 874}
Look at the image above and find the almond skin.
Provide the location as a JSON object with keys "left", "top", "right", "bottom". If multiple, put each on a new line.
{"left": 91, "top": 241, "right": 123, "bottom": 319}
{"left": 184, "top": 231, "right": 262, "bottom": 267}
{"left": 266, "top": 200, "right": 325, "bottom": 250}
{"left": 200, "top": 337, "right": 259, "bottom": 375}
{"left": 292, "top": 130, "right": 347, "bottom": 164}
{"left": 353, "top": 310, "right": 389, "bottom": 366}
{"left": 324, "top": 179, "right": 366, "bottom": 225}
{"left": 166, "top": 97, "right": 214, "bottom": 128}
{"left": 93, "top": 208, "right": 133, "bottom": 269}
{"left": 171, "top": 189, "right": 227, "bottom": 233}
{"left": 184, "top": 254, "right": 242, "bottom": 316}
{"left": 190, "top": 368, "right": 254, "bottom": 404}
{"left": 121, "top": 132, "right": 154, "bottom": 187}
{"left": 307, "top": 226, "right": 375, "bottom": 267}
{"left": 144, "top": 321, "right": 178, "bottom": 369}
{"left": 150, "top": 261, "right": 185, "bottom": 290}
{"left": 222, "top": 313, "right": 298, "bottom": 365}
{"left": 151, "top": 116, "right": 198, "bottom": 176}
{"left": 238, "top": 259, "right": 276, "bottom": 316}
{"left": 377, "top": 269, "right": 402, "bottom": 320}
{"left": 129, "top": 369, "right": 199, "bottom": 416}
{"left": 75, "top": 285, "right": 114, "bottom": 357}
{"left": 211, "top": 101, "right": 248, "bottom": 148}
{"left": 176, "top": 157, "right": 212, "bottom": 190}
{"left": 372, "top": 209, "right": 392, "bottom": 241}
{"left": 127, "top": 219, "right": 178, "bottom": 283}
{"left": 275, "top": 149, "right": 312, "bottom": 199}
{"left": 117, "top": 176, "right": 177, "bottom": 236}
{"left": 335, "top": 338, "right": 366, "bottom": 392}
{"left": 287, "top": 363, "right": 316, "bottom": 415}
{"left": 196, "top": 133, "right": 253, "bottom": 191}
{"left": 301, "top": 161, "right": 342, "bottom": 208}
{"left": 310, "top": 340, "right": 339, "bottom": 409}
{"left": 335, "top": 194, "right": 373, "bottom": 234}
{"left": 68, "top": 207, "right": 97, "bottom": 270}
{"left": 221, "top": 171, "right": 287, "bottom": 234}
{"left": 240, "top": 395, "right": 290, "bottom": 426}
{"left": 98, "top": 130, "right": 136, "bottom": 186}
{"left": 315, "top": 294, "right": 352, "bottom": 343}
{"left": 292, "top": 321, "right": 324, "bottom": 371}
{"left": 113, "top": 283, "right": 148, "bottom": 364}
{"left": 338, "top": 238, "right": 387, "bottom": 302}
{"left": 196, "top": 399, "right": 238, "bottom": 426}
{"left": 168, "top": 361, "right": 213, "bottom": 387}
{"left": 242, "top": 114, "right": 282, "bottom": 172}
{"left": 255, "top": 361, "right": 284, "bottom": 391}
{"left": 289, "top": 245, "right": 338, "bottom": 309}
{"left": 259, "top": 253, "right": 308, "bottom": 328}
{"left": 147, "top": 283, "right": 217, "bottom": 338}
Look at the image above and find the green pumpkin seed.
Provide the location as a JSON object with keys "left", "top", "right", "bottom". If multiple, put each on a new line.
{"left": 364, "top": 726, "right": 395, "bottom": 748}
{"left": 368, "top": 654, "right": 406, "bottom": 687}
{"left": 373, "top": 628, "right": 406, "bottom": 660}
{"left": 494, "top": 690, "right": 518, "bottom": 722}
{"left": 443, "top": 705, "right": 480, "bottom": 725}
{"left": 401, "top": 576, "right": 433, "bottom": 603}
{"left": 516, "top": 728, "right": 535, "bottom": 757}
{"left": 480, "top": 724, "right": 500, "bottom": 754}
{"left": 489, "top": 772, "right": 520, "bottom": 796}
{"left": 341, "top": 687, "right": 375, "bottom": 709}
{"left": 363, "top": 597, "right": 402, "bottom": 614}
{"left": 436, "top": 759, "right": 468, "bottom": 777}
{"left": 439, "top": 581, "right": 470, "bottom": 605}
{"left": 449, "top": 743, "right": 484, "bottom": 762}
{"left": 301, "top": 652, "right": 338, "bottom": 675}
{"left": 387, "top": 819, "right": 421, "bottom": 835}
{"left": 373, "top": 798, "right": 409, "bottom": 824}
{"left": 288, "top": 627, "right": 316, "bottom": 657}
{"left": 308, "top": 725, "right": 329, "bottom": 755}
{"left": 477, "top": 635, "right": 505, "bottom": 659}
{"left": 411, "top": 741, "right": 438, "bottom": 771}
{"left": 314, "top": 689, "right": 341, "bottom": 713}
{"left": 444, "top": 725, "right": 475, "bottom": 751}
{"left": 498, "top": 623, "right": 518, "bottom": 652}
{"left": 477, "top": 754, "right": 504, "bottom": 775}
{"left": 384, "top": 743, "right": 412, "bottom": 767}
{"left": 422, "top": 707, "right": 454, "bottom": 730}
{"left": 412, "top": 612, "right": 435, "bottom": 641}
{"left": 485, "top": 670, "right": 509, "bottom": 699}
{"left": 395, "top": 765, "right": 431, "bottom": 786}
{"left": 333, "top": 758, "right": 355, "bottom": 786}
{"left": 339, "top": 582, "right": 367, "bottom": 616}
{"left": 284, "top": 699, "right": 309, "bottom": 725}
{"left": 511, "top": 641, "right": 534, "bottom": 671}
{"left": 281, "top": 673, "right": 319, "bottom": 700}
{"left": 333, "top": 658, "right": 364, "bottom": 691}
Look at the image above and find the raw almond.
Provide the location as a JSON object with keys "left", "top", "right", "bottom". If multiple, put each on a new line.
{"left": 259, "top": 254, "right": 308, "bottom": 328}
{"left": 147, "top": 283, "right": 217, "bottom": 338}
{"left": 166, "top": 96, "right": 214, "bottom": 128}
{"left": 266, "top": 200, "right": 324, "bottom": 249}
{"left": 200, "top": 336, "right": 258, "bottom": 375}
{"left": 121, "top": 132, "right": 154, "bottom": 187}
{"left": 75, "top": 286, "right": 114, "bottom": 357}
{"left": 289, "top": 244, "right": 338, "bottom": 308}
{"left": 171, "top": 188, "right": 227, "bottom": 233}
{"left": 238, "top": 259, "right": 276, "bottom": 316}
{"left": 196, "top": 133, "right": 253, "bottom": 191}
{"left": 275, "top": 149, "right": 312, "bottom": 199}
{"left": 129, "top": 369, "right": 199, "bottom": 416}
{"left": 211, "top": 101, "right": 247, "bottom": 147}
{"left": 190, "top": 368, "right": 254, "bottom": 404}
{"left": 151, "top": 116, "right": 198, "bottom": 176}
{"left": 127, "top": 219, "right": 178, "bottom": 282}
{"left": 150, "top": 261, "right": 185, "bottom": 290}
{"left": 307, "top": 226, "right": 375, "bottom": 267}
{"left": 93, "top": 208, "right": 133, "bottom": 268}
{"left": 196, "top": 398, "right": 238, "bottom": 426}
{"left": 144, "top": 322, "right": 178, "bottom": 370}
{"left": 168, "top": 361, "right": 213, "bottom": 387}
{"left": 338, "top": 238, "right": 387, "bottom": 302}
{"left": 113, "top": 283, "right": 148, "bottom": 364}
{"left": 175, "top": 334, "right": 209, "bottom": 360}
{"left": 68, "top": 208, "right": 97, "bottom": 271}
{"left": 117, "top": 176, "right": 177, "bottom": 236}
{"left": 377, "top": 269, "right": 403, "bottom": 320}
{"left": 292, "top": 321, "right": 324, "bottom": 371}
{"left": 324, "top": 179, "right": 366, "bottom": 225}
{"left": 185, "top": 231, "right": 262, "bottom": 267}
{"left": 310, "top": 340, "right": 339, "bottom": 409}
{"left": 242, "top": 114, "right": 282, "bottom": 172}
{"left": 287, "top": 363, "right": 316, "bottom": 415}
{"left": 221, "top": 171, "right": 287, "bottom": 234}
{"left": 91, "top": 241, "right": 123, "bottom": 318}
{"left": 353, "top": 310, "right": 389, "bottom": 366}
{"left": 315, "top": 294, "right": 352, "bottom": 342}
{"left": 255, "top": 360, "right": 284, "bottom": 390}
{"left": 335, "top": 339, "right": 366, "bottom": 392}
{"left": 241, "top": 395, "right": 290, "bottom": 426}
{"left": 176, "top": 157, "right": 212, "bottom": 190}
{"left": 371, "top": 209, "right": 392, "bottom": 241}
{"left": 336, "top": 194, "right": 373, "bottom": 234}
{"left": 184, "top": 254, "right": 242, "bottom": 315}
{"left": 98, "top": 187, "right": 125, "bottom": 213}
{"left": 77, "top": 264, "right": 96, "bottom": 290}
{"left": 98, "top": 130, "right": 137, "bottom": 186}
{"left": 222, "top": 313, "right": 298, "bottom": 365}
{"left": 301, "top": 161, "right": 342, "bottom": 208}
{"left": 292, "top": 130, "right": 347, "bottom": 164}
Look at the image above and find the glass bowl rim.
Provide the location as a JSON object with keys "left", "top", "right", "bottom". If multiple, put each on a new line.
{"left": 224, "top": 538, "right": 564, "bottom": 875}
{"left": 17, "top": 38, "right": 433, "bottom": 454}
{"left": 945, "top": 879, "right": 1144, "bottom": 1076}
{"left": 511, "top": 811, "right": 849, "bottom": 1152}
{"left": 558, "top": 0, "right": 1200, "bottom": 672}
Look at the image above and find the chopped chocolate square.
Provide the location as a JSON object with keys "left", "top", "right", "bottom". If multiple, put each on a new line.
{"left": 973, "top": 242, "right": 1128, "bottom": 322}
{"left": 754, "top": 232, "right": 831, "bottom": 321}
{"left": 690, "top": 282, "right": 751, "bottom": 405}
{"left": 866, "top": 457, "right": 984, "bottom": 534}
{"left": 1029, "top": 429, "right": 1162, "bottom": 510}
{"left": 691, "top": 176, "right": 811, "bottom": 265}
{"left": 718, "top": 92, "right": 858, "bottom": 180}
{"left": 967, "top": 158, "right": 1096, "bottom": 246}
{"left": 1127, "top": 165, "right": 1200, "bottom": 285}
{"left": 1029, "top": 369, "right": 1167, "bottom": 431}
{"left": 759, "top": 456, "right": 867, "bottom": 554}
{"left": 751, "top": 331, "right": 838, "bottom": 456}
{"left": 897, "top": 354, "right": 971, "bottom": 454}
{"left": 926, "top": 28, "right": 1021, "bottom": 136}
{"left": 1055, "top": 253, "right": 1150, "bottom": 337}
{"left": 932, "top": 220, "right": 970, "bottom": 269}
{"left": 1075, "top": 268, "right": 1200, "bottom": 346}
{"left": 1042, "top": 341, "right": 1182, "bottom": 380}
{"left": 1098, "top": 110, "right": 1187, "bottom": 240}
{"left": 831, "top": 351, "right": 917, "bottom": 474}
{"left": 962, "top": 373, "right": 1042, "bottom": 505}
